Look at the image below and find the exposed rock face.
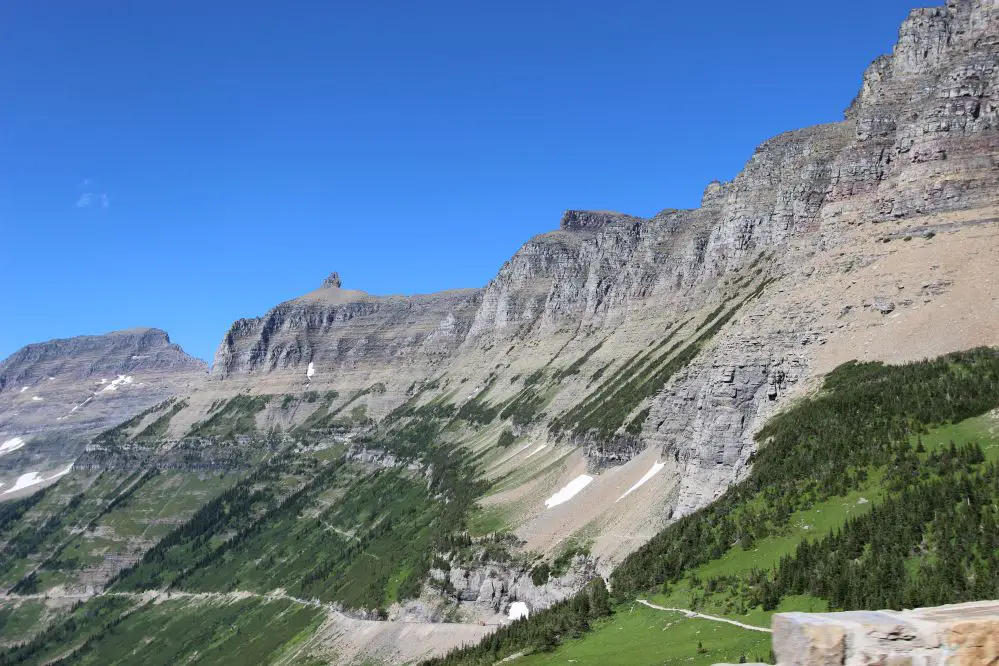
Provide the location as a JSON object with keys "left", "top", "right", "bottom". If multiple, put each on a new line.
{"left": 559, "top": 210, "right": 644, "bottom": 232}
{"left": 211, "top": 288, "right": 482, "bottom": 384}
{"left": 0, "top": 328, "right": 204, "bottom": 391}
{"left": 429, "top": 556, "right": 599, "bottom": 622}
{"left": 321, "top": 272, "right": 343, "bottom": 289}
{"left": 0, "top": 328, "right": 206, "bottom": 478}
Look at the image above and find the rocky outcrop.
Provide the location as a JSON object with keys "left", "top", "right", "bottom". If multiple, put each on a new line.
{"left": 418, "top": 556, "right": 599, "bottom": 623}
{"left": 641, "top": 0, "right": 999, "bottom": 518}
{"left": 321, "top": 272, "right": 343, "bottom": 289}
{"left": 560, "top": 210, "right": 644, "bottom": 232}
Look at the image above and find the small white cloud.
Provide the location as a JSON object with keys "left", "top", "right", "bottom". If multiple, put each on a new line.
{"left": 75, "top": 178, "right": 109, "bottom": 210}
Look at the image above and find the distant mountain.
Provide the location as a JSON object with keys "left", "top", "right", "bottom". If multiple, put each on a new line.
{"left": 0, "top": 328, "right": 206, "bottom": 489}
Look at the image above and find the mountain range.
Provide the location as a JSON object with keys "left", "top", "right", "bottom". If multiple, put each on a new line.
{"left": 0, "top": 1, "right": 996, "bottom": 664}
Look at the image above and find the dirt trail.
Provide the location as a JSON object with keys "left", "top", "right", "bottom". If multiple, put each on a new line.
{"left": 636, "top": 599, "right": 772, "bottom": 633}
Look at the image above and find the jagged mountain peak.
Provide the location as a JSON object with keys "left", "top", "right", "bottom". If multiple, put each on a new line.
{"left": 320, "top": 271, "right": 343, "bottom": 289}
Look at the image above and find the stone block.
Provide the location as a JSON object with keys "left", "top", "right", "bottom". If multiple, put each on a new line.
{"left": 772, "top": 613, "right": 847, "bottom": 666}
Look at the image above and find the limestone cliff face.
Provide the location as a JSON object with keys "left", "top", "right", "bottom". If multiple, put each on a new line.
{"left": 211, "top": 282, "right": 482, "bottom": 385}
{"left": 829, "top": 0, "right": 999, "bottom": 225}
{"left": 465, "top": 120, "right": 853, "bottom": 346}
{"left": 0, "top": 328, "right": 206, "bottom": 476}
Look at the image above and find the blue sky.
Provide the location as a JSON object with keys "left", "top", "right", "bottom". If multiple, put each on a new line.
{"left": 1, "top": 0, "right": 921, "bottom": 362}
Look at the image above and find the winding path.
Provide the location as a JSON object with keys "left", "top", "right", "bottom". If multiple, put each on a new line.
{"left": 636, "top": 599, "right": 772, "bottom": 633}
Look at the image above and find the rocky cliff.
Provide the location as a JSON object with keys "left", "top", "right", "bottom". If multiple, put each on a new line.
{"left": 212, "top": 278, "right": 482, "bottom": 389}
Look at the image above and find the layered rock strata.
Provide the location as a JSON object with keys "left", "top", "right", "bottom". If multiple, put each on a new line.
{"left": 0, "top": 328, "right": 206, "bottom": 478}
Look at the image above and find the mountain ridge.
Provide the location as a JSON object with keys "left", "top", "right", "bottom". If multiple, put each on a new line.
{"left": 0, "top": 1, "right": 995, "bottom": 663}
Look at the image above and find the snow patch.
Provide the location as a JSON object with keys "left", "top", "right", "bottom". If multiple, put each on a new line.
{"left": 2, "top": 463, "right": 74, "bottom": 495}
{"left": 19, "top": 387, "right": 29, "bottom": 393}
{"left": 100, "top": 375, "right": 134, "bottom": 392}
{"left": 524, "top": 443, "right": 546, "bottom": 459}
{"left": 617, "top": 461, "right": 666, "bottom": 502}
{"left": 70, "top": 397, "right": 94, "bottom": 414}
{"left": 4, "top": 472, "right": 44, "bottom": 494}
{"left": 0, "top": 437, "right": 26, "bottom": 456}
{"left": 31, "top": 396, "right": 43, "bottom": 401}
{"left": 508, "top": 601, "right": 530, "bottom": 620}
{"left": 47, "top": 463, "right": 74, "bottom": 482}
{"left": 544, "top": 475, "right": 594, "bottom": 509}
{"left": 307, "top": 362, "right": 315, "bottom": 379}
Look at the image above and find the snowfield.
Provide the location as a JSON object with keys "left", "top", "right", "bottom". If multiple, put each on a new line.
{"left": 2, "top": 463, "right": 74, "bottom": 495}
{"left": 544, "top": 474, "right": 594, "bottom": 509}
{"left": 100, "top": 375, "right": 134, "bottom": 392}
{"left": 617, "top": 461, "right": 666, "bottom": 501}
{"left": 0, "top": 437, "right": 26, "bottom": 456}
{"left": 3, "top": 472, "right": 44, "bottom": 495}
{"left": 507, "top": 601, "right": 530, "bottom": 620}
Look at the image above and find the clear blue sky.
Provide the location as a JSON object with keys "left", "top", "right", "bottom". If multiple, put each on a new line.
{"left": 1, "top": 0, "right": 921, "bottom": 363}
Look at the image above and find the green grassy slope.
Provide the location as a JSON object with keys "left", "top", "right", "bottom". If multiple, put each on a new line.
{"left": 0, "top": 385, "right": 498, "bottom": 658}
{"left": 108, "top": 411, "right": 488, "bottom": 614}
{"left": 3, "top": 348, "right": 998, "bottom": 665}
{"left": 517, "top": 603, "right": 771, "bottom": 666}
{"left": 426, "top": 348, "right": 999, "bottom": 665}
{"left": 0, "top": 596, "right": 325, "bottom": 666}
{"left": 0, "top": 470, "right": 237, "bottom": 595}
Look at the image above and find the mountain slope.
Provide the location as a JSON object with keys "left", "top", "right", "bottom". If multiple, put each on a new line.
{"left": 184, "top": 0, "right": 999, "bottom": 569}
{"left": 429, "top": 348, "right": 999, "bottom": 665}
{"left": 0, "top": 1, "right": 996, "bottom": 664}
{"left": 0, "top": 328, "right": 206, "bottom": 494}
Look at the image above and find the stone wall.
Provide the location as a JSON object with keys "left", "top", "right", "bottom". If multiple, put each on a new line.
{"left": 715, "top": 600, "right": 999, "bottom": 666}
